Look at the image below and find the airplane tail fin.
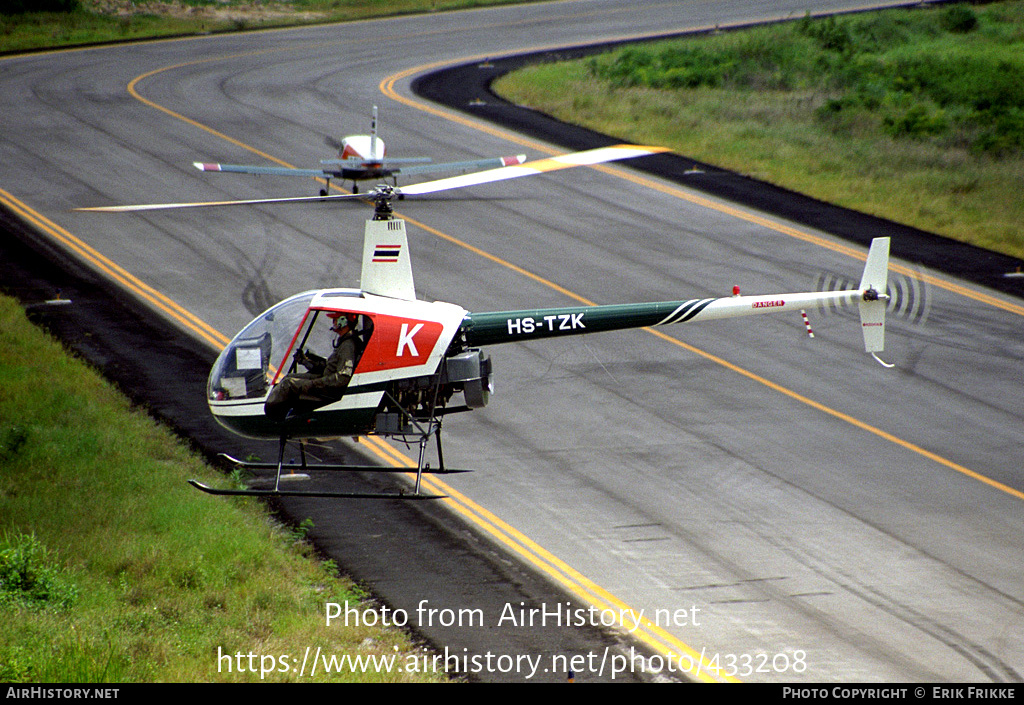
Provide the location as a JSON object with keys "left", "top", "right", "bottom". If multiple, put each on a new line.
{"left": 857, "top": 237, "right": 891, "bottom": 365}
{"left": 360, "top": 215, "right": 416, "bottom": 300}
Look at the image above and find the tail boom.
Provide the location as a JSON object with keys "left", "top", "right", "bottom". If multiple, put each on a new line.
{"left": 462, "top": 289, "right": 860, "bottom": 347}
{"left": 463, "top": 238, "right": 891, "bottom": 358}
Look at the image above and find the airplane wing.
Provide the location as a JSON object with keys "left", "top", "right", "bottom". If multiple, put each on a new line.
{"left": 386, "top": 154, "right": 526, "bottom": 177}
{"left": 195, "top": 162, "right": 331, "bottom": 178}
{"left": 196, "top": 159, "right": 399, "bottom": 178}
{"left": 197, "top": 155, "right": 525, "bottom": 179}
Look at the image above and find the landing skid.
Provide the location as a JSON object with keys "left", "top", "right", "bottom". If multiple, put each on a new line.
{"left": 190, "top": 397, "right": 462, "bottom": 500}
{"left": 216, "top": 453, "right": 468, "bottom": 475}
{"left": 187, "top": 479, "right": 444, "bottom": 500}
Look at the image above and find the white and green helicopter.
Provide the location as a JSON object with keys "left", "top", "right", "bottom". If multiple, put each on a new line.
{"left": 80, "top": 146, "right": 891, "bottom": 500}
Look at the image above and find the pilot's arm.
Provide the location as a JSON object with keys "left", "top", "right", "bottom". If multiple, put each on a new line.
{"left": 306, "top": 335, "right": 356, "bottom": 391}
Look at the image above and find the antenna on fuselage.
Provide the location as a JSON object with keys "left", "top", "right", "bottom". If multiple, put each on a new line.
{"left": 370, "top": 105, "right": 379, "bottom": 162}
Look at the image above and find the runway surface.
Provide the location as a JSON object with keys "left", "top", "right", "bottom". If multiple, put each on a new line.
{"left": 2, "top": 0, "right": 1023, "bottom": 683}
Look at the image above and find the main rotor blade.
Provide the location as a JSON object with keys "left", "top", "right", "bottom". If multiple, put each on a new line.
{"left": 75, "top": 192, "right": 368, "bottom": 213}
{"left": 74, "top": 144, "right": 668, "bottom": 212}
{"left": 398, "top": 144, "right": 668, "bottom": 196}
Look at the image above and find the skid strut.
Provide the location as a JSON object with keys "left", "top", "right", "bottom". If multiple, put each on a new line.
{"left": 189, "top": 433, "right": 454, "bottom": 500}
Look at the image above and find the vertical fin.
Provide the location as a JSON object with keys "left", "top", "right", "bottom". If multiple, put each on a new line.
{"left": 360, "top": 216, "right": 416, "bottom": 300}
{"left": 370, "top": 105, "right": 380, "bottom": 161}
{"left": 857, "top": 237, "right": 890, "bottom": 355}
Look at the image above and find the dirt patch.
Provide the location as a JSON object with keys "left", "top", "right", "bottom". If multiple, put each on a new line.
{"left": 84, "top": 0, "right": 326, "bottom": 24}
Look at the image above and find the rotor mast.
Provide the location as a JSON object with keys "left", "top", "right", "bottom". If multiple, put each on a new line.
{"left": 370, "top": 184, "right": 396, "bottom": 220}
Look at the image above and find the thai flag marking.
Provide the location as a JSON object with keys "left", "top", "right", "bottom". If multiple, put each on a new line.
{"left": 372, "top": 244, "right": 401, "bottom": 263}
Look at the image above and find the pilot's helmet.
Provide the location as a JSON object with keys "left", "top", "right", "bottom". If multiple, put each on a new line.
{"left": 327, "top": 311, "right": 358, "bottom": 332}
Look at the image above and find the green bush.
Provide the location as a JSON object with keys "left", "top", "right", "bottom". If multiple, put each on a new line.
{"left": 0, "top": 533, "right": 78, "bottom": 611}
{"left": 495, "top": 1, "right": 1024, "bottom": 258}
{"left": 941, "top": 4, "right": 979, "bottom": 33}
{"left": 0, "top": 425, "right": 28, "bottom": 460}
{"left": 585, "top": 7, "right": 1024, "bottom": 156}
{"left": 883, "top": 103, "right": 949, "bottom": 138}
{"left": 797, "top": 13, "right": 853, "bottom": 53}
{"left": 586, "top": 29, "right": 815, "bottom": 91}
{"left": 976, "top": 106, "right": 1024, "bottom": 154}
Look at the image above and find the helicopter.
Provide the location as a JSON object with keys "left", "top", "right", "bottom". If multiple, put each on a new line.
{"left": 193, "top": 106, "right": 526, "bottom": 195}
{"left": 78, "top": 147, "right": 892, "bottom": 501}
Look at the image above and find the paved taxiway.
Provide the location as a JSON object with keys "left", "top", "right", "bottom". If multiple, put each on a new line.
{"left": 2, "top": 0, "right": 1023, "bottom": 683}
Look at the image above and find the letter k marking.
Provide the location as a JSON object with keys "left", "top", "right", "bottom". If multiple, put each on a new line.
{"left": 396, "top": 323, "right": 424, "bottom": 357}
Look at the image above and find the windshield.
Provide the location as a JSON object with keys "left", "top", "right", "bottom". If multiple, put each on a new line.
{"left": 208, "top": 292, "right": 318, "bottom": 401}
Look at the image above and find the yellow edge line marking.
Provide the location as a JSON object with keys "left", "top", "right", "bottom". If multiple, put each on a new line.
{"left": 59, "top": 48, "right": 721, "bottom": 676}
{"left": 639, "top": 326, "right": 1024, "bottom": 502}
{"left": 129, "top": 64, "right": 299, "bottom": 170}
{"left": 357, "top": 436, "right": 734, "bottom": 683}
{"left": 379, "top": 57, "right": 1024, "bottom": 660}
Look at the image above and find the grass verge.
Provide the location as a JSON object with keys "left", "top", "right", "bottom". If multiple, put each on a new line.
{"left": 0, "top": 0, "right": 540, "bottom": 54}
{"left": 493, "top": 1, "right": 1024, "bottom": 260}
{"left": 0, "top": 294, "right": 443, "bottom": 682}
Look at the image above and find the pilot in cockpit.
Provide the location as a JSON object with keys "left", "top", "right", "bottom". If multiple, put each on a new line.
{"left": 264, "top": 311, "right": 362, "bottom": 421}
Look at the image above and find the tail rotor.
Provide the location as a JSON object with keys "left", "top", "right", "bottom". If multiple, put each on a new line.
{"left": 812, "top": 240, "right": 931, "bottom": 366}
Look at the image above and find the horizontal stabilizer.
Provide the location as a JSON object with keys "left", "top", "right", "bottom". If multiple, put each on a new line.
{"left": 320, "top": 157, "right": 433, "bottom": 166}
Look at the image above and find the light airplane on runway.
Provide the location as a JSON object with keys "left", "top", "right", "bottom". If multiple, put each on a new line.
{"left": 78, "top": 146, "right": 892, "bottom": 501}
{"left": 193, "top": 106, "right": 526, "bottom": 195}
